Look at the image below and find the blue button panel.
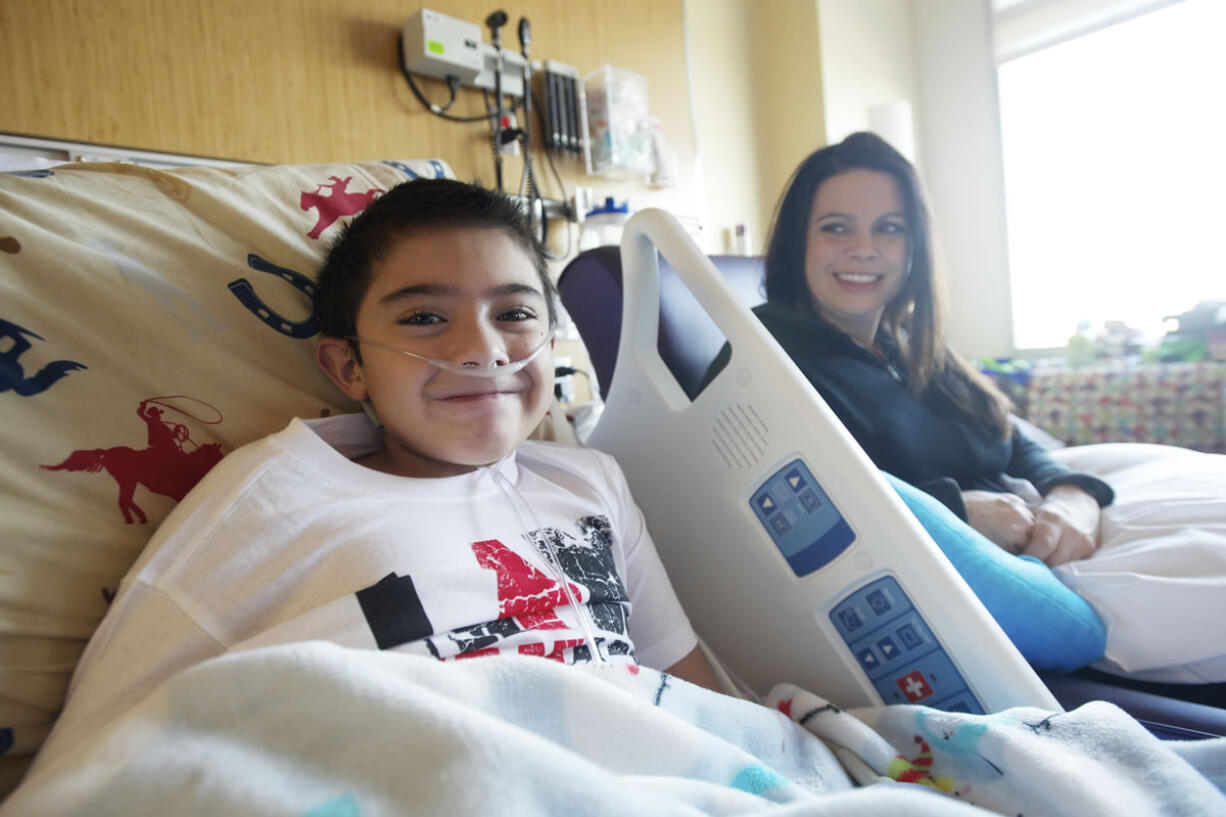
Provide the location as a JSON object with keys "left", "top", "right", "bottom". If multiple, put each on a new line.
{"left": 749, "top": 459, "right": 855, "bottom": 577}
{"left": 829, "top": 576, "right": 983, "bottom": 714}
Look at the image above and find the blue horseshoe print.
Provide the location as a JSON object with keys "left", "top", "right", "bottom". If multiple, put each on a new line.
{"left": 227, "top": 254, "right": 320, "bottom": 339}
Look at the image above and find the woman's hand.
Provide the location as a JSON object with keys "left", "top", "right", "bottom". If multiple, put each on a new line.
{"left": 963, "top": 490, "right": 1035, "bottom": 553}
{"left": 1023, "top": 485, "right": 1101, "bottom": 567}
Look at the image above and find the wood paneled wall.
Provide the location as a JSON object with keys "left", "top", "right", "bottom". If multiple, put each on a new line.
{"left": 1, "top": 0, "right": 695, "bottom": 210}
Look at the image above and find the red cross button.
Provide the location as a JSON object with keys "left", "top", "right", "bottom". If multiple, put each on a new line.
{"left": 896, "top": 670, "right": 933, "bottom": 703}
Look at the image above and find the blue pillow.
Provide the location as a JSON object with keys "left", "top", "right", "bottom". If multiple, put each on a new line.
{"left": 884, "top": 472, "right": 1106, "bottom": 671}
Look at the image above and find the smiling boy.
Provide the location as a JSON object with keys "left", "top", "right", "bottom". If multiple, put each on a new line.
{"left": 314, "top": 200, "right": 556, "bottom": 479}
{"left": 31, "top": 179, "right": 718, "bottom": 772}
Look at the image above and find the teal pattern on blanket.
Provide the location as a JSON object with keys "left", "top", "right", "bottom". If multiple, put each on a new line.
{"left": 729, "top": 763, "right": 789, "bottom": 795}
{"left": 303, "top": 795, "right": 361, "bottom": 817}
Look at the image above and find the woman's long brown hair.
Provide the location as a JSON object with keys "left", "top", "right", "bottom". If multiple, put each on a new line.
{"left": 763, "top": 132, "right": 1012, "bottom": 438}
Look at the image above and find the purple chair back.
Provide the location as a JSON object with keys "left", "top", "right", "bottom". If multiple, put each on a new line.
{"left": 557, "top": 246, "right": 765, "bottom": 400}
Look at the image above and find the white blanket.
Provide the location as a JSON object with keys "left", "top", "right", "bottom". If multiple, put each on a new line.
{"left": 1051, "top": 443, "right": 1226, "bottom": 682}
{"left": 4, "top": 642, "right": 1223, "bottom": 816}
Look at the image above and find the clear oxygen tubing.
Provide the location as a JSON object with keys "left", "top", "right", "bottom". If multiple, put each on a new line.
{"left": 346, "top": 331, "right": 554, "bottom": 378}
{"left": 480, "top": 461, "right": 609, "bottom": 665}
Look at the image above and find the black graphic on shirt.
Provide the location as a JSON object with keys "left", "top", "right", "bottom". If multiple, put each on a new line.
{"left": 442, "top": 616, "right": 524, "bottom": 656}
{"left": 355, "top": 572, "right": 433, "bottom": 650}
{"left": 530, "top": 515, "right": 630, "bottom": 640}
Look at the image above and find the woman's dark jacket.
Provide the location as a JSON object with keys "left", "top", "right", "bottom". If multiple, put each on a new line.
{"left": 706, "top": 303, "right": 1113, "bottom": 519}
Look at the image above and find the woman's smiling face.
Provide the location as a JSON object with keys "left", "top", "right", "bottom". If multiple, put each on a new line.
{"left": 803, "top": 168, "right": 910, "bottom": 348}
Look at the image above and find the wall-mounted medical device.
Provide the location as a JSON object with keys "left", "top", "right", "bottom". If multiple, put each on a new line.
{"left": 586, "top": 209, "right": 1061, "bottom": 713}
{"left": 402, "top": 8, "right": 526, "bottom": 99}
{"left": 541, "top": 60, "right": 583, "bottom": 155}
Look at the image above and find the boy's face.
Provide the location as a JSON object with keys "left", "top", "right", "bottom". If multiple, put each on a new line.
{"left": 318, "top": 226, "right": 554, "bottom": 478}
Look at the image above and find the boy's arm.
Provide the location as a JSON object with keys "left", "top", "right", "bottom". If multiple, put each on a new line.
{"left": 666, "top": 646, "right": 724, "bottom": 693}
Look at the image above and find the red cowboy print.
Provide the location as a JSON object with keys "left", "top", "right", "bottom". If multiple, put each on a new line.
{"left": 300, "top": 176, "right": 384, "bottom": 239}
{"left": 42, "top": 397, "right": 224, "bottom": 524}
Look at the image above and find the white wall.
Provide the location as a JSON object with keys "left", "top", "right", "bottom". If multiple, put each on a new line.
{"left": 683, "top": 0, "right": 766, "bottom": 254}
{"left": 751, "top": 0, "right": 826, "bottom": 242}
{"left": 817, "top": 0, "right": 921, "bottom": 169}
{"left": 913, "top": 0, "right": 1015, "bottom": 358}
{"left": 685, "top": 0, "right": 824, "bottom": 256}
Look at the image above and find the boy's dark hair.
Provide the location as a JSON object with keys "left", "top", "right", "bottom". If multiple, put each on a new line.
{"left": 314, "top": 178, "right": 558, "bottom": 354}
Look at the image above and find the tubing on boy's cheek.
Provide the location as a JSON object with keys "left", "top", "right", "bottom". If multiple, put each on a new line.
{"left": 355, "top": 338, "right": 549, "bottom": 427}
{"left": 348, "top": 330, "right": 555, "bottom": 378}
{"left": 354, "top": 326, "right": 554, "bottom": 470}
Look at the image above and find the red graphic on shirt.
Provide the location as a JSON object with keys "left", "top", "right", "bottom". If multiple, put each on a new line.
{"left": 41, "top": 397, "right": 224, "bottom": 525}
{"left": 472, "top": 538, "right": 585, "bottom": 619}
{"left": 300, "top": 176, "right": 384, "bottom": 239}
{"left": 896, "top": 670, "right": 934, "bottom": 703}
{"left": 471, "top": 538, "right": 588, "bottom": 660}
{"left": 516, "top": 640, "right": 585, "bottom": 661}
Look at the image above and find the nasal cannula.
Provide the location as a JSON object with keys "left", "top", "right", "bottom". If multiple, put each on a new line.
{"left": 347, "top": 331, "right": 554, "bottom": 377}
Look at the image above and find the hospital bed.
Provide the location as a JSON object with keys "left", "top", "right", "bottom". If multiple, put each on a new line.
{"left": 555, "top": 219, "right": 1226, "bottom": 739}
{"left": 2, "top": 159, "right": 1224, "bottom": 815}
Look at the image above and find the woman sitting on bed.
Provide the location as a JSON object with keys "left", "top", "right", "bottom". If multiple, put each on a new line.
{"left": 706, "top": 132, "right": 1113, "bottom": 567}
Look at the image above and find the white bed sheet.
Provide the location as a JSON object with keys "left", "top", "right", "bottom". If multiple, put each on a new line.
{"left": 1051, "top": 443, "right": 1226, "bottom": 683}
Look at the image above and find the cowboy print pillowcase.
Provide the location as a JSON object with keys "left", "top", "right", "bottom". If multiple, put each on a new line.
{"left": 0, "top": 157, "right": 451, "bottom": 796}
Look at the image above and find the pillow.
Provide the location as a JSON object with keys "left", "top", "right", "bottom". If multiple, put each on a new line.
{"left": 0, "top": 158, "right": 452, "bottom": 795}
{"left": 883, "top": 473, "right": 1107, "bottom": 673}
{"left": 1050, "top": 443, "right": 1226, "bottom": 683}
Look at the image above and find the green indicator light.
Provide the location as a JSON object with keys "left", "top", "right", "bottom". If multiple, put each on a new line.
{"left": 428, "top": 40, "right": 444, "bottom": 55}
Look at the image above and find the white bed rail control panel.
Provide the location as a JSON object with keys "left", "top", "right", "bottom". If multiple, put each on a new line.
{"left": 586, "top": 208, "right": 1060, "bottom": 712}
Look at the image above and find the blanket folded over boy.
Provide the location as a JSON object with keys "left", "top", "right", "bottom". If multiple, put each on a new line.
{"left": 4, "top": 642, "right": 1223, "bottom": 817}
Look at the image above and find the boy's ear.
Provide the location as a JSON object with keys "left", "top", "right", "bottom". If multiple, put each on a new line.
{"left": 316, "top": 337, "right": 368, "bottom": 402}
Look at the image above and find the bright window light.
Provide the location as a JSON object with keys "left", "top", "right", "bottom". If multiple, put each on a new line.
{"left": 998, "top": 0, "right": 1226, "bottom": 350}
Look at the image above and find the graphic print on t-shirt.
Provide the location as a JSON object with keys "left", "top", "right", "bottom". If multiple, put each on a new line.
{"left": 354, "top": 572, "right": 434, "bottom": 650}
{"left": 432, "top": 537, "right": 583, "bottom": 661}
{"left": 473, "top": 536, "right": 585, "bottom": 625}
{"left": 528, "top": 515, "right": 631, "bottom": 655}
{"left": 352, "top": 514, "right": 633, "bottom": 662}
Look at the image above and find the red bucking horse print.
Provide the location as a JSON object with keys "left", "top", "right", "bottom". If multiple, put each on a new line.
{"left": 300, "top": 176, "right": 384, "bottom": 240}
{"left": 42, "top": 397, "right": 224, "bottom": 524}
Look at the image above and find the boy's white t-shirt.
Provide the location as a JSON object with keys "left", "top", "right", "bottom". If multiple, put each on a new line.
{"left": 39, "top": 414, "right": 697, "bottom": 766}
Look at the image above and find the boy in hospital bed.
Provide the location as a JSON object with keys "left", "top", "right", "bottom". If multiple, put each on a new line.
{"left": 31, "top": 178, "right": 721, "bottom": 772}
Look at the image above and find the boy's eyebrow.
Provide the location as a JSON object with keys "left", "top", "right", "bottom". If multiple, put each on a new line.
{"left": 377, "top": 283, "right": 453, "bottom": 304}
{"left": 814, "top": 211, "right": 906, "bottom": 222}
{"left": 489, "top": 282, "right": 545, "bottom": 300}
{"left": 376, "top": 281, "right": 544, "bottom": 305}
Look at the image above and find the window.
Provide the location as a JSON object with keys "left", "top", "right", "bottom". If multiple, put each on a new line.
{"left": 996, "top": 0, "right": 1225, "bottom": 350}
